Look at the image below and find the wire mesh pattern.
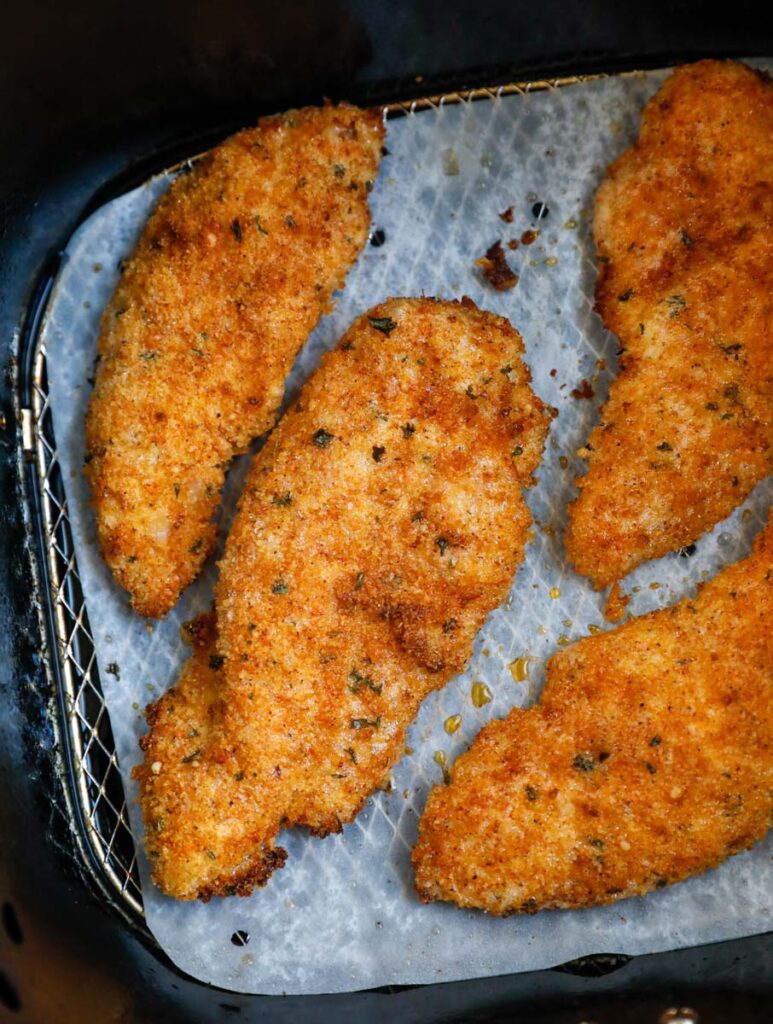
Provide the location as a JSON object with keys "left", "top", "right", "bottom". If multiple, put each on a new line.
{"left": 25, "top": 70, "right": 772, "bottom": 989}
{"left": 31, "top": 343, "right": 144, "bottom": 917}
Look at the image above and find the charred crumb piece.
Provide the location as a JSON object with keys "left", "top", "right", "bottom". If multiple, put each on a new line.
{"left": 521, "top": 229, "right": 539, "bottom": 245}
{"left": 571, "top": 379, "right": 594, "bottom": 401}
{"left": 475, "top": 240, "right": 518, "bottom": 291}
{"left": 499, "top": 206, "right": 514, "bottom": 223}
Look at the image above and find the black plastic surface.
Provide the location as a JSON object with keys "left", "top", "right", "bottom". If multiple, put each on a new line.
{"left": 1, "top": 2, "right": 771, "bottom": 1020}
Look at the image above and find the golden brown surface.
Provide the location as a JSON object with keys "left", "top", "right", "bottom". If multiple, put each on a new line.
{"left": 135, "top": 297, "right": 552, "bottom": 900}
{"left": 566, "top": 61, "right": 773, "bottom": 589}
{"left": 85, "top": 104, "right": 383, "bottom": 617}
{"left": 413, "top": 516, "right": 773, "bottom": 914}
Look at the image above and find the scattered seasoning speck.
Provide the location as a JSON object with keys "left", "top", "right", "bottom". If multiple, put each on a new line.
{"left": 444, "top": 714, "right": 462, "bottom": 735}
{"left": 549, "top": 587, "right": 561, "bottom": 599}
{"left": 475, "top": 239, "right": 518, "bottom": 291}
{"left": 471, "top": 681, "right": 492, "bottom": 708}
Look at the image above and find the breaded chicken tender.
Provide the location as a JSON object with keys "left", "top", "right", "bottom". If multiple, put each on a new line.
{"left": 566, "top": 61, "right": 773, "bottom": 589}
{"left": 85, "top": 104, "right": 383, "bottom": 617}
{"left": 413, "top": 516, "right": 773, "bottom": 914}
{"left": 135, "top": 297, "right": 552, "bottom": 899}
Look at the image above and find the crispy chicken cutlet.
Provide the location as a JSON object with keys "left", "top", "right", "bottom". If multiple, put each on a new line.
{"left": 413, "top": 515, "right": 773, "bottom": 914}
{"left": 135, "top": 297, "right": 552, "bottom": 899}
{"left": 566, "top": 61, "right": 773, "bottom": 589}
{"left": 85, "top": 104, "right": 383, "bottom": 617}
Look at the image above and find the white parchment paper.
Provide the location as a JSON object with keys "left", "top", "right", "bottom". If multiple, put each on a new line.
{"left": 41, "top": 66, "right": 772, "bottom": 995}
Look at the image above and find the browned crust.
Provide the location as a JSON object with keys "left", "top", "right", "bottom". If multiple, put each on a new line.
{"left": 413, "top": 516, "right": 773, "bottom": 914}
{"left": 565, "top": 60, "right": 773, "bottom": 589}
{"left": 86, "top": 104, "right": 384, "bottom": 617}
{"left": 135, "top": 296, "right": 552, "bottom": 899}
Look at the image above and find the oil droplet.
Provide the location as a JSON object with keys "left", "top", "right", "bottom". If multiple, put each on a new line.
{"left": 562, "top": 619, "right": 573, "bottom": 628}
{"left": 405, "top": 746, "right": 414, "bottom": 756}
{"left": 433, "top": 750, "right": 447, "bottom": 767}
{"left": 537, "top": 625, "right": 547, "bottom": 636}
{"left": 559, "top": 455, "right": 569, "bottom": 469}
{"left": 557, "top": 634, "right": 570, "bottom": 646}
{"left": 649, "top": 581, "right": 661, "bottom": 590}
{"left": 588, "top": 624, "right": 602, "bottom": 635}
{"left": 444, "top": 714, "right": 462, "bottom": 735}
{"left": 564, "top": 218, "right": 578, "bottom": 229}
{"left": 544, "top": 256, "right": 558, "bottom": 267}
{"left": 742, "top": 509, "right": 753, "bottom": 523}
{"left": 509, "top": 657, "right": 531, "bottom": 682}
{"left": 549, "top": 587, "right": 561, "bottom": 599}
{"left": 471, "top": 681, "right": 493, "bottom": 707}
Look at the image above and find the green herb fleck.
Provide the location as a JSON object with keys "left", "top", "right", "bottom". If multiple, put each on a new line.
{"left": 182, "top": 748, "right": 202, "bottom": 764}
{"left": 525, "top": 784, "right": 538, "bottom": 801}
{"left": 436, "top": 537, "right": 449, "bottom": 556}
{"left": 209, "top": 654, "right": 224, "bottom": 670}
{"left": 465, "top": 384, "right": 478, "bottom": 400}
{"left": 512, "top": 446, "right": 524, "bottom": 457}
{"left": 285, "top": 214, "right": 296, "bottom": 228}
{"left": 650, "top": 735, "right": 662, "bottom": 746}
{"left": 656, "top": 441, "right": 673, "bottom": 451}
{"left": 313, "top": 428, "right": 334, "bottom": 448}
{"left": 355, "top": 572, "right": 365, "bottom": 590}
{"left": 272, "top": 579, "right": 289, "bottom": 595}
{"left": 680, "top": 229, "right": 694, "bottom": 246}
{"left": 401, "top": 422, "right": 416, "bottom": 438}
{"left": 351, "top": 716, "right": 381, "bottom": 730}
{"left": 368, "top": 315, "right": 397, "bottom": 335}
{"left": 666, "top": 294, "right": 686, "bottom": 318}
{"left": 234, "top": 771, "right": 244, "bottom": 781}
{"left": 573, "top": 752, "right": 596, "bottom": 772}
{"left": 348, "top": 669, "right": 382, "bottom": 695}
{"left": 706, "top": 402, "right": 718, "bottom": 411}
{"left": 272, "top": 492, "right": 293, "bottom": 506}
{"left": 253, "top": 215, "right": 269, "bottom": 235}
{"left": 500, "top": 364, "right": 512, "bottom": 376}
{"left": 231, "top": 218, "right": 242, "bottom": 241}
{"left": 645, "top": 761, "right": 657, "bottom": 775}
{"left": 442, "top": 618, "right": 457, "bottom": 633}
{"left": 206, "top": 849, "right": 217, "bottom": 860}
{"left": 618, "top": 289, "right": 634, "bottom": 302}
{"left": 346, "top": 746, "right": 358, "bottom": 764}
{"left": 333, "top": 163, "right": 346, "bottom": 179}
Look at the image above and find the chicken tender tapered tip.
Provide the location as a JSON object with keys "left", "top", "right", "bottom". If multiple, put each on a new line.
{"left": 86, "top": 104, "right": 383, "bottom": 617}
{"left": 413, "top": 517, "right": 773, "bottom": 914}
{"left": 135, "top": 297, "right": 552, "bottom": 900}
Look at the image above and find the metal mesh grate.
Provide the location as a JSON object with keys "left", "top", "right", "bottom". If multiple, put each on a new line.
{"left": 25, "top": 72, "right": 610, "bottom": 924}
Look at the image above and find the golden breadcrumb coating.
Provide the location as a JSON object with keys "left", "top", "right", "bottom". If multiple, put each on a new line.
{"left": 135, "top": 297, "right": 552, "bottom": 900}
{"left": 566, "top": 61, "right": 773, "bottom": 589}
{"left": 413, "top": 516, "right": 773, "bottom": 914}
{"left": 85, "top": 104, "right": 383, "bottom": 617}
